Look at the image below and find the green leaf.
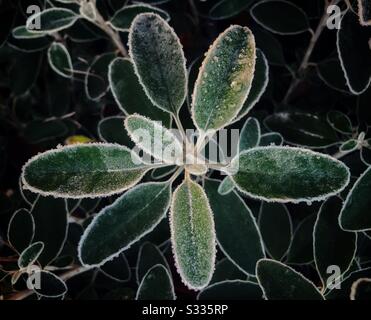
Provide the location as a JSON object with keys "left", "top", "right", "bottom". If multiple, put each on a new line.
{"left": 337, "top": 9, "right": 371, "bottom": 94}
{"left": 108, "top": 58, "right": 170, "bottom": 125}
{"left": 85, "top": 52, "right": 116, "bottom": 101}
{"left": 314, "top": 197, "right": 357, "bottom": 288}
{"left": 239, "top": 117, "right": 260, "bottom": 151}
{"left": 259, "top": 132, "right": 283, "bottom": 146}
{"left": 198, "top": 280, "right": 263, "bottom": 300}
{"left": 26, "top": 8, "right": 79, "bottom": 33}
{"left": 210, "top": 258, "right": 246, "bottom": 284}
{"left": 7, "top": 208, "right": 34, "bottom": 253}
{"left": 250, "top": 0, "right": 309, "bottom": 35}
{"left": 170, "top": 178, "right": 216, "bottom": 290}
{"left": 110, "top": 4, "right": 170, "bottom": 32}
{"left": 18, "top": 242, "right": 44, "bottom": 269}
{"left": 136, "top": 264, "right": 175, "bottom": 300}
{"left": 340, "top": 139, "right": 358, "bottom": 152}
{"left": 31, "top": 196, "right": 68, "bottom": 267}
{"left": 98, "top": 116, "right": 134, "bottom": 147}
{"left": 22, "top": 143, "right": 148, "bottom": 198}
{"left": 258, "top": 202, "right": 292, "bottom": 260}
{"left": 209, "top": 0, "right": 254, "bottom": 20}
{"left": 256, "top": 259, "right": 324, "bottom": 300}
{"left": 327, "top": 111, "right": 352, "bottom": 135}
{"left": 192, "top": 25, "right": 256, "bottom": 132}
{"left": 264, "top": 112, "right": 338, "bottom": 148}
{"left": 32, "top": 270, "right": 67, "bottom": 298}
{"left": 234, "top": 49, "right": 269, "bottom": 123}
{"left": 286, "top": 214, "right": 316, "bottom": 264}
{"left": 47, "top": 42, "right": 73, "bottom": 78}
{"left": 100, "top": 253, "right": 131, "bottom": 282}
{"left": 217, "top": 176, "right": 235, "bottom": 195}
{"left": 340, "top": 166, "right": 371, "bottom": 231}
{"left": 230, "top": 146, "right": 350, "bottom": 203}
{"left": 204, "top": 179, "right": 264, "bottom": 275}
{"left": 125, "top": 114, "right": 183, "bottom": 165}
{"left": 136, "top": 242, "right": 170, "bottom": 284}
{"left": 79, "top": 182, "right": 171, "bottom": 267}
{"left": 12, "top": 26, "right": 46, "bottom": 39}
{"left": 129, "top": 13, "right": 187, "bottom": 114}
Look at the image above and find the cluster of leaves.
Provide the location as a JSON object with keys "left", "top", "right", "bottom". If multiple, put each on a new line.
{"left": 0, "top": 0, "right": 371, "bottom": 300}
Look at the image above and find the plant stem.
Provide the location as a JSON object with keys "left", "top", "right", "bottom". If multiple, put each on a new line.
{"left": 283, "top": 0, "right": 341, "bottom": 104}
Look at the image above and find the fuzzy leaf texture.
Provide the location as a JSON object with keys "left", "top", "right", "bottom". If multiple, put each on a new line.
{"left": 170, "top": 179, "right": 216, "bottom": 290}
{"left": 22, "top": 144, "right": 149, "bottom": 198}
{"left": 129, "top": 13, "right": 187, "bottom": 114}
{"left": 230, "top": 146, "right": 350, "bottom": 203}
{"left": 192, "top": 25, "right": 256, "bottom": 132}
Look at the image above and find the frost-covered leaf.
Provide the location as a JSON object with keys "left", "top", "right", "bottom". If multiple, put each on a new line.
{"left": 286, "top": 214, "right": 316, "bottom": 265}
{"left": 209, "top": 0, "right": 254, "bottom": 20}
{"left": 125, "top": 114, "right": 183, "bottom": 165}
{"left": 12, "top": 26, "right": 46, "bottom": 39}
{"left": 259, "top": 202, "right": 292, "bottom": 260}
{"left": 22, "top": 143, "right": 148, "bottom": 198}
{"left": 151, "top": 166, "right": 177, "bottom": 180}
{"left": 239, "top": 117, "right": 260, "bottom": 151}
{"left": 7, "top": 208, "right": 34, "bottom": 253}
{"left": 256, "top": 259, "right": 324, "bottom": 300}
{"left": 79, "top": 182, "right": 171, "bottom": 267}
{"left": 234, "top": 49, "right": 269, "bottom": 123}
{"left": 337, "top": 10, "right": 371, "bottom": 94}
{"left": 358, "top": 0, "right": 371, "bottom": 26}
{"left": 264, "top": 112, "right": 338, "bottom": 148}
{"left": 108, "top": 58, "right": 170, "bottom": 125}
{"left": 340, "top": 139, "right": 358, "bottom": 152}
{"left": 136, "top": 264, "right": 175, "bottom": 300}
{"left": 230, "top": 147, "right": 350, "bottom": 203}
{"left": 110, "top": 4, "right": 170, "bottom": 32}
{"left": 350, "top": 278, "right": 371, "bottom": 300}
{"left": 85, "top": 53, "right": 116, "bottom": 101}
{"left": 340, "top": 167, "right": 371, "bottom": 231}
{"left": 32, "top": 270, "right": 67, "bottom": 298}
{"left": 129, "top": 13, "right": 187, "bottom": 114}
{"left": 98, "top": 116, "right": 134, "bottom": 147}
{"left": 100, "top": 253, "right": 131, "bottom": 282}
{"left": 217, "top": 176, "right": 235, "bottom": 195}
{"left": 204, "top": 179, "right": 264, "bottom": 275}
{"left": 314, "top": 197, "right": 356, "bottom": 288}
{"left": 198, "top": 280, "right": 263, "bottom": 300}
{"left": 259, "top": 132, "right": 283, "bottom": 146}
{"left": 48, "top": 42, "right": 73, "bottom": 78}
{"left": 26, "top": 8, "right": 79, "bottom": 34}
{"left": 192, "top": 25, "right": 256, "bottom": 132}
{"left": 136, "top": 242, "right": 170, "bottom": 284}
{"left": 210, "top": 258, "right": 246, "bottom": 284}
{"left": 170, "top": 178, "right": 216, "bottom": 290}
{"left": 250, "top": 0, "right": 309, "bottom": 35}
{"left": 31, "top": 196, "right": 68, "bottom": 267}
{"left": 317, "top": 59, "right": 349, "bottom": 93}
{"left": 327, "top": 111, "right": 352, "bottom": 135}
{"left": 18, "top": 242, "right": 44, "bottom": 269}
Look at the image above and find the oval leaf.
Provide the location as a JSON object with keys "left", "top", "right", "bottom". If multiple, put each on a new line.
{"left": 259, "top": 132, "right": 283, "bottom": 146}
{"left": 110, "top": 4, "right": 170, "bottom": 32}
{"left": 7, "top": 208, "right": 34, "bottom": 253}
{"left": 26, "top": 8, "right": 79, "bottom": 33}
{"left": 327, "top": 111, "right": 352, "bottom": 135}
{"left": 217, "top": 176, "right": 235, "bottom": 195}
{"left": 32, "top": 270, "right": 67, "bottom": 298}
{"left": 22, "top": 143, "right": 149, "bottom": 198}
{"left": 250, "top": 0, "right": 309, "bottom": 35}
{"left": 192, "top": 25, "right": 256, "bottom": 132}
{"left": 239, "top": 117, "right": 261, "bottom": 151}
{"left": 170, "top": 178, "right": 216, "bottom": 290}
{"left": 125, "top": 114, "right": 183, "bottom": 165}
{"left": 230, "top": 146, "right": 350, "bottom": 203}
{"left": 209, "top": 0, "right": 254, "bottom": 20}
{"left": 340, "top": 166, "right": 371, "bottom": 231}
{"left": 18, "top": 242, "right": 44, "bottom": 269}
{"left": 256, "top": 259, "right": 324, "bottom": 300}
{"left": 100, "top": 253, "right": 131, "bottom": 282}
{"left": 79, "top": 182, "right": 171, "bottom": 267}
{"left": 129, "top": 13, "right": 187, "bottom": 114}
{"left": 204, "top": 179, "right": 264, "bottom": 275}
{"left": 136, "top": 264, "right": 175, "bottom": 300}
{"left": 48, "top": 42, "right": 73, "bottom": 78}
{"left": 314, "top": 197, "right": 357, "bottom": 288}
{"left": 98, "top": 116, "right": 134, "bottom": 147}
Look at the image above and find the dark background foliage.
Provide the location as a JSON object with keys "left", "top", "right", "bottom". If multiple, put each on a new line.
{"left": 0, "top": 0, "right": 371, "bottom": 300}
